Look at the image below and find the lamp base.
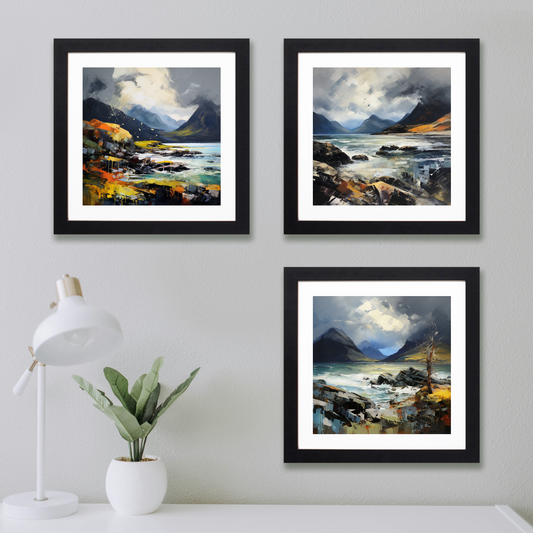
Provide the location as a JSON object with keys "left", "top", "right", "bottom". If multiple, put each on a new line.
{"left": 2, "top": 491, "right": 78, "bottom": 520}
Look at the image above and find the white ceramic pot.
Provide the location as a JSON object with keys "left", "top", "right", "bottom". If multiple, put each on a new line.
{"left": 105, "top": 455, "right": 167, "bottom": 515}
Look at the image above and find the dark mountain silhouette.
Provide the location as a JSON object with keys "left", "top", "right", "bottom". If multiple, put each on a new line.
{"left": 313, "top": 328, "right": 375, "bottom": 363}
{"left": 399, "top": 93, "right": 450, "bottom": 127}
{"left": 352, "top": 114, "right": 395, "bottom": 134}
{"left": 382, "top": 340, "right": 451, "bottom": 363}
{"left": 379, "top": 124, "right": 409, "bottom": 135}
{"left": 382, "top": 340, "right": 419, "bottom": 362}
{"left": 330, "top": 120, "right": 350, "bottom": 133}
{"left": 409, "top": 113, "right": 450, "bottom": 133}
{"left": 358, "top": 340, "right": 387, "bottom": 360}
{"left": 396, "top": 112, "right": 411, "bottom": 124}
{"left": 165, "top": 100, "right": 220, "bottom": 142}
{"left": 382, "top": 306, "right": 451, "bottom": 362}
{"left": 83, "top": 98, "right": 167, "bottom": 141}
{"left": 313, "top": 112, "right": 351, "bottom": 134}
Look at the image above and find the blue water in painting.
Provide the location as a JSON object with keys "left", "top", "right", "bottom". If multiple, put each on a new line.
{"left": 314, "top": 133, "right": 450, "bottom": 181}
{"left": 125, "top": 143, "right": 221, "bottom": 187}
{"left": 314, "top": 362, "right": 451, "bottom": 409}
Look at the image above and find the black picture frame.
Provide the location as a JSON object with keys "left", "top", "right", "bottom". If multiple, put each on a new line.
{"left": 284, "top": 267, "right": 480, "bottom": 463}
{"left": 284, "top": 39, "right": 480, "bottom": 235}
{"left": 54, "top": 39, "right": 249, "bottom": 235}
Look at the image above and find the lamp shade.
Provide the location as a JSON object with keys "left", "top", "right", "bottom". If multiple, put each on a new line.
{"left": 33, "top": 295, "right": 122, "bottom": 366}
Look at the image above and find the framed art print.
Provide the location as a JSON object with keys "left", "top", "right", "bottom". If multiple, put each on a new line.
{"left": 54, "top": 39, "right": 249, "bottom": 234}
{"left": 284, "top": 39, "right": 480, "bottom": 234}
{"left": 284, "top": 267, "right": 480, "bottom": 463}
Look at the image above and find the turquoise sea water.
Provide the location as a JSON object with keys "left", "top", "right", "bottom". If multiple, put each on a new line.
{"left": 125, "top": 143, "right": 221, "bottom": 187}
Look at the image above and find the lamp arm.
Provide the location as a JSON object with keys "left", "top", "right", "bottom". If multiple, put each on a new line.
{"left": 13, "top": 347, "right": 39, "bottom": 396}
{"left": 13, "top": 367, "right": 35, "bottom": 396}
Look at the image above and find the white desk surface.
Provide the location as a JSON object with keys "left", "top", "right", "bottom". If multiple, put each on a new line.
{"left": 1, "top": 504, "right": 532, "bottom": 533}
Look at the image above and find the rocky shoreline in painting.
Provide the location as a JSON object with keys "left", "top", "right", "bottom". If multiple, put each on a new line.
{"left": 313, "top": 367, "right": 451, "bottom": 435}
{"left": 312, "top": 66, "right": 452, "bottom": 206}
{"left": 83, "top": 121, "right": 221, "bottom": 206}
{"left": 312, "top": 296, "right": 452, "bottom": 435}
{"left": 313, "top": 139, "right": 450, "bottom": 206}
{"left": 82, "top": 67, "right": 222, "bottom": 206}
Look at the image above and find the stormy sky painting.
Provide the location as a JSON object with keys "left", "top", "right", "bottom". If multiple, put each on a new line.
{"left": 84, "top": 67, "right": 221, "bottom": 123}
{"left": 312, "top": 294, "right": 454, "bottom": 436}
{"left": 313, "top": 67, "right": 451, "bottom": 130}
{"left": 82, "top": 65, "right": 223, "bottom": 207}
{"left": 313, "top": 295, "right": 451, "bottom": 355}
{"left": 311, "top": 65, "right": 453, "bottom": 207}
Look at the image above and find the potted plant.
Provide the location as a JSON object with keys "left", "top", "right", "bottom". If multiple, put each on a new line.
{"left": 73, "top": 357, "right": 199, "bottom": 515}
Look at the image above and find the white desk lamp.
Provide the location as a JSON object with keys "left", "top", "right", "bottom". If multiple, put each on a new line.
{"left": 2, "top": 275, "right": 123, "bottom": 520}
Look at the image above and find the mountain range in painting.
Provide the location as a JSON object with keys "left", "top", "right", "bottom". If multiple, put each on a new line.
{"left": 313, "top": 67, "right": 451, "bottom": 136}
{"left": 312, "top": 96, "right": 451, "bottom": 136}
{"left": 313, "top": 328, "right": 375, "bottom": 363}
{"left": 313, "top": 296, "right": 451, "bottom": 364}
{"left": 83, "top": 67, "right": 221, "bottom": 142}
{"left": 312, "top": 67, "right": 452, "bottom": 207}
{"left": 313, "top": 295, "right": 453, "bottom": 435}
{"left": 165, "top": 99, "right": 221, "bottom": 143}
{"left": 82, "top": 67, "right": 222, "bottom": 206}
{"left": 313, "top": 325, "right": 451, "bottom": 364}
{"left": 352, "top": 115, "right": 396, "bottom": 134}
{"left": 127, "top": 104, "right": 185, "bottom": 132}
{"left": 83, "top": 97, "right": 220, "bottom": 143}
{"left": 358, "top": 340, "right": 388, "bottom": 360}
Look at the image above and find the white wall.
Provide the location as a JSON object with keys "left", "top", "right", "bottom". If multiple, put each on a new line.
{"left": 1, "top": 0, "right": 533, "bottom": 525}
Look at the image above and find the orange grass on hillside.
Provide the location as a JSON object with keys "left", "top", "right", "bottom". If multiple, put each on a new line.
{"left": 409, "top": 113, "right": 451, "bottom": 133}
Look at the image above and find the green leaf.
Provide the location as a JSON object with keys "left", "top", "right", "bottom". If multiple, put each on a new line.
{"left": 152, "top": 367, "right": 200, "bottom": 424}
{"left": 72, "top": 375, "right": 111, "bottom": 409}
{"left": 96, "top": 389, "right": 114, "bottom": 406}
{"left": 130, "top": 374, "right": 147, "bottom": 402}
{"left": 104, "top": 367, "right": 136, "bottom": 414}
{"left": 93, "top": 404, "right": 144, "bottom": 442}
{"left": 93, "top": 403, "right": 132, "bottom": 440}
{"left": 135, "top": 357, "right": 164, "bottom": 419}
{"left": 141, "top": 383, "right": 160, "bottom": 424}
{"left": 140, "top": 421, "right": 157, "bottom": 439}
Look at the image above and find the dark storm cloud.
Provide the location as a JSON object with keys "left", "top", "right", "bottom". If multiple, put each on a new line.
{"left": 313, "top": 296, "right": 451, "bottom": 354}
{"left": 381, "top": 70, "right": 451, "bottom": 106}
{"left": 313, "top": 67, "right": 451, "bottom": 125}
{"left": 87, "top": 78, "right": 107, "bottom": 97}
{"left": 314, "top": 97, "right": 335, "bottom": 112}
{"left": 83, "top": 67, "right": 220, "bottom": 122}
{"left": 167, "top": 68, "right": 220, "bottom": 107}
{"left": 83, "top": 68, "right": 115, "bottom": 101}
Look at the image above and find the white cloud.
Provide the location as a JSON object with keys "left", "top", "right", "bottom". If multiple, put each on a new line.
{"left": 353, "top": 298, "right": 411, "bottom": 332}
{"left": 109, "top": 68, "right": 197, "bottom": 121}
{"left": 313, "top": 67, "right": 450, "bottom": 125}
{"left": 313, "top": 296, "right": 449, "bottom": 353}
